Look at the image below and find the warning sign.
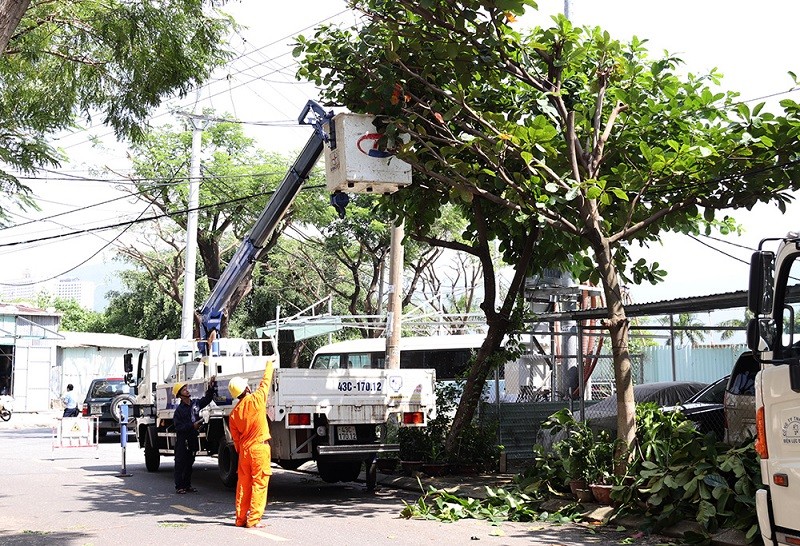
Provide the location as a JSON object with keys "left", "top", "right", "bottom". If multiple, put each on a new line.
{"left": 52, "top": 416, "right": 99, "bottom": 449}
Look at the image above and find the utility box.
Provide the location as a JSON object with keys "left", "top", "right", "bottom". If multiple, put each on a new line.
{"left": 324, "top": 113, "right": 412, "bottom": 194}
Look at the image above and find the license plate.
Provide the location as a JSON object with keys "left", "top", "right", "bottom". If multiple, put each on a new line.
{"left": 91, "top": 404, "right": 102, "bottom": 414}
{"left": 337, "top": 426, "right": 357, "bottom": 441}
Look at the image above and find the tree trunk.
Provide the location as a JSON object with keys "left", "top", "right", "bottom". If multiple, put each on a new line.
{"left": 589, "top": 233, "right": 635, "bottom": 474}
{"left": 442, "top": 218, "right": 539, "bottom": 455}
{"left": 0, "top": 0, "right": 29, "bottom": 54}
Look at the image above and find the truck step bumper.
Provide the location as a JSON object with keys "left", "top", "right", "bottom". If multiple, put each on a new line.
{"left": 317, "top": 443, "right": 399, "bottom": 456}
{"left": 756, "top": 488, "right": 775, "bottom": 546}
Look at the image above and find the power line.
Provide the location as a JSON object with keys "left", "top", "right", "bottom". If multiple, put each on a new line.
{"left": 0, "top": 183, "right": 328, "bottom": 250}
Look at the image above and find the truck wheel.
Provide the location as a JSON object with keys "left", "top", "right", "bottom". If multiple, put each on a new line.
{"left": 317, "top": 460, "right": 362, "bottom": 483}
{"left": 278, "top": 459, "right": 305, "bottom": 471}
{"left": 218, "top": 442, "right": 238, "bottom": 489}
{"left": 339, "top": 461, "right": 362, "bottom": 482}
{"left": 144, "top": 432, "right": 160, "bottom": 472}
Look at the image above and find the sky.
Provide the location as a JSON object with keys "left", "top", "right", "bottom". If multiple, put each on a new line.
{"left": 1, "top": 0, "right": 799, "bottom": 317}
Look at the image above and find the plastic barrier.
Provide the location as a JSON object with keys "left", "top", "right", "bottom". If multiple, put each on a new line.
{"left": 52, "top": 416, "right": 99, "bottom": 450}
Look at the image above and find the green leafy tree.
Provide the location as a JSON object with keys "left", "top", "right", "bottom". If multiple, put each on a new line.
{"left": 102, "top": 267, "right": 182, "bottom": 340}
{"left": 0, "top": 0, "right": 233, "bottom": 223}
{"left": 295, "top": 1, "right": 800, "bottom": 462}
{"left": 34, "top": 293, "right": 105, "bottom": 332}
{"left": 658, "top": 313, "right": 708, "bottom": 346}
{"left": 121, "top": 115, "right": 305, "bottom": 337}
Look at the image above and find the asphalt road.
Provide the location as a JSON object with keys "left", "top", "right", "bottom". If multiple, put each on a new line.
{"left": 0, "top": 416, "right": 677, "bottom": 545}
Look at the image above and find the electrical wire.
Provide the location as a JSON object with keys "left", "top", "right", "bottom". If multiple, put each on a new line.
{"left": 0, "top": 183, "right": 328, "bottom": 250}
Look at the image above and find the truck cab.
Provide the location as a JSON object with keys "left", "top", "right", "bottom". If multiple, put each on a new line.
{"left": 747, "top": 237, "right": 800, "bottom": 546}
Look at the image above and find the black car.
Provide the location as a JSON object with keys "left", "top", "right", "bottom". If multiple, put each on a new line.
{"left": 538, "top": 381, "right": 708, "bottom": 449}
{"left": 661, "top": 376, "right": 728, "bottom": 440}
{"left": 81, "top": 377, "right": 136, "bottom": 437}
{"left": 584, "top": 381, "right": 708, "bottom": 436}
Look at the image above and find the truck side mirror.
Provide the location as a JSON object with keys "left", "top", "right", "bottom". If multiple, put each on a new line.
{"left": 791, "top": 362, "right": 800, "bottom": 393}
{"left": 747, "top": 317, "right": 776, "bottom": 353}
{"left": 748, "top": 251, "right": 775, "bottom": 315}
{"left": 123, "top": 353, "right": 133, "bottom": 373}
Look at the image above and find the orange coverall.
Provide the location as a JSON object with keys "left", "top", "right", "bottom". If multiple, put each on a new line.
{"left": 229, "top": 359, "right": 274, "bottom": 528}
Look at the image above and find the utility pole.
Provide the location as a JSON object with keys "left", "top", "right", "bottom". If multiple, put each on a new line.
{"left": 385, "top": 219, "right": 404, "bottom": 369}
{"left": 180, "top": 113, "right": 209, "bottom": 340}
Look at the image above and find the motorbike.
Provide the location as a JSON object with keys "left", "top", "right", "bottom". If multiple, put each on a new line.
{"left": 0, "top": 395, "right": 13, "bottom": 421}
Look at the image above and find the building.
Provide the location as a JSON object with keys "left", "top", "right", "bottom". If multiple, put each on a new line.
{"left": 55, "top": 278, "right": 96, "bottom": 310}
{"left": 0, "top": 303, "right": 61, "bottom": 411}
{"left": 0, "top": 272, "right": 96, "bottom": 310}
{"left": 55, "top": 332, "right": 148, "bottom": 406}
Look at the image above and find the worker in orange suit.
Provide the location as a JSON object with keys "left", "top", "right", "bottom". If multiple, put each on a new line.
{"left": 228, "top": 358, "right": 274, "bottom": 529}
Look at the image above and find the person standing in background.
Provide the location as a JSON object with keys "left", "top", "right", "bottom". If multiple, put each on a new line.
{"left": 61, "top": 384, "right": 79, "bottom": 417}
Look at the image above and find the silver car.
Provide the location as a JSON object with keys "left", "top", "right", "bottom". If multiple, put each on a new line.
{"left": 724, "top": 352, "right": 757, "bottom": 445}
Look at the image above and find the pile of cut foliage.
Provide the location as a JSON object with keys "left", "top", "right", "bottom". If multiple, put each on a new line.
{"left": 401, "top": 404, "right": 760, "bottom": 545}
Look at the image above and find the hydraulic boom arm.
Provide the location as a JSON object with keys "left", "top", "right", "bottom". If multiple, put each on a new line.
{"left": 198, "top": 101, "right": 333, "bottom": 352}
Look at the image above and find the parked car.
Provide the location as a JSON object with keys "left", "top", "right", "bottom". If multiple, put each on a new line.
{"left": 724, "top": 351, "right": 757, "bottom": 444}
{"left": 584, "top": 381, "right": 707, "bottom": 436}
{"left": 661, "top": 376, "right": 727, "bottom": 440}
{"left": 81, "top": 377, "right": 136, "bottom": 437}
{"left": 538, "top": 381, "right": 707, "bottom": 449}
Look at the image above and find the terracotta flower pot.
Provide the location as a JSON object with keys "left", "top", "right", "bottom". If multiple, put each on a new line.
{"left": 569, "top": 479, "right": 594, "bottom": 503}
{"left": 590, "top": 483, "right": 613, "bottom": 505}
{"left": 400, "top": 460, "right": 424, "bottom": 475}
{"left": 422, "top": 462, "right": 449, "bottom": 477}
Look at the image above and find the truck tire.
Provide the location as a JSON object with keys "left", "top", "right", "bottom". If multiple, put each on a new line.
{"left": 317, "top": 459, "right": 362, "bottom": 483}
{"left": 218, "top": 442, "right": 238, "bottom": 489}
{"left": 277, "top": 459, "right": 305, "bottom": 471}
{"left": 144, "top": 432, "right": 160, "bottom": 472}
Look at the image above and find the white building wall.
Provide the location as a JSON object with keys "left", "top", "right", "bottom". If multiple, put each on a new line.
{"left": 57, "top": 347, "right": 133, "bottom": 404}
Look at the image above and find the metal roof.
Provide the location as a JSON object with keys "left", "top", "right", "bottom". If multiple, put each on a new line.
{"left": 528, "top": 290, "right": 749, "bottom": 322}
{"left": 56, "top": 331, "right": 149, "bottom": 349}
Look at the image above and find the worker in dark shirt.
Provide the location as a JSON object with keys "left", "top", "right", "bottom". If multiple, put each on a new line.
{"left": 172, "top": 376, "right": 216, "bottom": 494}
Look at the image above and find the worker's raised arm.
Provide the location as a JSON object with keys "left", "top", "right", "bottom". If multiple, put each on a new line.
{"left": 254, "top": 358, "right": 274, "bottom": 404}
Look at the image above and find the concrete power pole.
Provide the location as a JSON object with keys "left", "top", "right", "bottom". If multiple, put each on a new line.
{"left": 384, "top": 219, "right": 404, "bottom": 369}
{"left": 180, "top": 114, "right": 208, "bottom": 340}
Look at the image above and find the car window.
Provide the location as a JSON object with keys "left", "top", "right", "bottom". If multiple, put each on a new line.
{"left": 727, "top": 352, "right": 758, "bottom": 396}
{"left": 689, "top": 378, "right": 727, "bottom": 404}
{"left": 89, "top": 380, "right": 129, "bottom": 398}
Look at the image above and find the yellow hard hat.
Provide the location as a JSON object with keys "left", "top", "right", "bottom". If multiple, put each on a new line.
{"left": 228, "top": 377, "right": 248, "bottom": 399}
{"left": 172, "top": 382, "right": 185, "bottom": 397}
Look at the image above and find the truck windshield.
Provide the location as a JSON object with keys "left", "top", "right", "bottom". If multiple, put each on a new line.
{"left": 780, "top": 255, "right": 800, "bottom": 355}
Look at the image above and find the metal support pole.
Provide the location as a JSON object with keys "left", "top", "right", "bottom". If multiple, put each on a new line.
{"left": 385, "top": 219, "right": 404, "bottom": 370}
{"left": 117, "top": 404, "right": 132, "bottom": 477}
{"left": 669, "top": 314, "right": 677, "bottom": 381}
{"left": 577, "top": 323, "right": 585, "bottom": 420}
{"left": 180, "top": 115, "right": 208, "bottom": 339}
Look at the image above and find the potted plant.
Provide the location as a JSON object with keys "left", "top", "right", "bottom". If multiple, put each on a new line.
{"left": 398, "top": 426, "right": 426, "bottom": 474}
{"left": 587, "top": 429, "right": 617, "bottom": 505}
{"left": 544, "top": 409, "right": 596, "bottom": 502}
{"left": 450, "top": 422, "right": 499, "bottom": 475}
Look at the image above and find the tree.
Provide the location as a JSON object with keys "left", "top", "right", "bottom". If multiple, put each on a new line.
{"left": 0, "top": 0, "right": 233, "bottom": 223}
{"left": 658, "top": 313, "right": 707, "bottom": 346}
{"left": 103, "top": 266, "right": 183, "bottom": 340}
{"left": 34, "top": 293, "right": 105, "bottom": 332}
{"left": 121, "top": 116, "right": 304, "bottom": 337}
{"left": 296, "top": 1, "right": 800, "bottom": 464}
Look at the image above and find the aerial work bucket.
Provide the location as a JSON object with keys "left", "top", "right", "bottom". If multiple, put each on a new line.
{"left": 324, "top": 113, "right": 412, "bottom": 195}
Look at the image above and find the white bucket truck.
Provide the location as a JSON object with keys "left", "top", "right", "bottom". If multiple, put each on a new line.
{"left": 129, "top": 337, "right": 436, "bottom": 489}
{"left": 128, "top": 101, "right": 434, "bottom": 490}
{"left": 746, "top": 234, "right": 800, "bottom": 546}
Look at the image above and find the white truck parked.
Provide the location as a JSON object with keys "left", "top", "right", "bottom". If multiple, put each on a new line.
{"left": 128, "top": 337, "right": 436, "bottom": 489}
{"left": 746, "top": 234, "right": 800, "bottom": 546}
{"left": 125, "top": 101, "right": 433, "bottom": 490}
